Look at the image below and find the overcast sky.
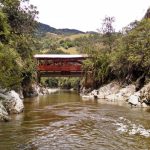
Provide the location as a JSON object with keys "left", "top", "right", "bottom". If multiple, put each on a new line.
{"left": 30, "top": 0, "right": 150, "bottom": 32}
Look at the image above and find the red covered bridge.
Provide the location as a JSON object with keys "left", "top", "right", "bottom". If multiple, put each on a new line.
{"left": 34, "top": 54, "right": 89, "bottom": 82}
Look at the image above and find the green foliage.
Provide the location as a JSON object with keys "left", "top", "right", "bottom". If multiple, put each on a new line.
{"left": 0, "top": 1, "right": 149, "bottom": 90}
{"left": 35, "top": 32, "right": 62, "bottom": 53}
{"left": 45, "top": 78, "right": 58, "bottom": 88}
{"left": 83, "top": 50, "right": 111, "bottom": 85}
{"left": 111, "top": 19, "right": 150, "bottom": 79}
{"left": 0, "top": 0, "right": 38, "bottom": 88}
{"left": 1, "top": 0, "right": 38, "bottom": 35}
{"left": 59, "top": 78, "right": 80, "bottom": 89}
{"left": 82, "top": 16, "right": 150, "bottom": 87}
{"left": 44, "top": 77, "right": 80, "bottom": 90}
{"left": 0, "top": 45, "right": 22, "bottom": 88}
{"left": 47, "top": 49, "right": 66, "bottom": 54}
{"left": 60, "top": 39, "right": 75, "bottom": 49}
{"left": 99, "top": 16, "right": 116, "bottom": 51}
{"left": 74, "top": 34, "right": 102, "bottom": 53}
{"left": 0, "top": 11, "right": 10, "bottom": 43}
{"left": 35, "top": 31, "right": 83, "bottom": 54}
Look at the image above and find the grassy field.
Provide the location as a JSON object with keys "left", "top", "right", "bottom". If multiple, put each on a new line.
{"left": 63, "top": 33, "right": 89, "bottom": 40}
{"left": 58, "top": 47, "right": 79, "bottom": 54}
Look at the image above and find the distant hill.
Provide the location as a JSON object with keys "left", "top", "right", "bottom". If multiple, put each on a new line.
{"left": 37, "top": 23, "right": 84, "bottom": 35}
{"left": 86, "top": 31, "right": 98, "bottom": 34}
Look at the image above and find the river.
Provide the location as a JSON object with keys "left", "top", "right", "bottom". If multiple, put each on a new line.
{"left": 0, "top": 90, "right": 150, "bottom": 150}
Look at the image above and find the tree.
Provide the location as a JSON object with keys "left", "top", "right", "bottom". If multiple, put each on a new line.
{"left": 0, "top": 11, "right": 10, "bottom": 43}
{"left": 0, "top": 0, "right": 38, "bottom": 89}
{"left": 1, "top": 0, "right": 38, "bottom": 58}
{"left": 111, "top": 18, "right": 150, "bottom": 83}
{"left": 144, "top": 7, "right": 150, "bottom": 19}
{"left": 1, "top": 0, "right": 38, "bottom": 35}
{"left": 101, "top": 16, "right": 115, "bottom": 34}
{"left": 99, "top": 16, "right": 116, "bottom": 51}
{"left": 0, "top": 45, "right": 22, "bottom": 88}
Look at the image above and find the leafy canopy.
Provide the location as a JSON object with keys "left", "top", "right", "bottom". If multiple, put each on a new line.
{"left": 0, "top": 0, "right": 38, "bottom": 88}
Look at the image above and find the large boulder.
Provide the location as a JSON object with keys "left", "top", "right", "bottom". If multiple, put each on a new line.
{"left": 81, "top": 82, "right": 121, "bottom": 100}
{"left": 0, "top": 90, "right": 24, "bottom": 114}
{"left": 97, "top": 82, "right": 121, "bottom": 99}
{"left": 110, "top": 85, "right": 136, "bottom": 101}
{"left": 47, "top": 88, "right": 59, "bottom": 94}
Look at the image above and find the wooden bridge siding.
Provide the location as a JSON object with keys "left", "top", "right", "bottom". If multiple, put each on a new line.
{"left": 37, "top": 65, "right": 82, "bottom": 72}
{"left": 34, "top": 55, "right": 88, "bottom": 82}
{"left": 36, "top": 57, "right": 84, "bottom": 73}
{"left": 37, "top": 59, "right": 84, "bottom": 66}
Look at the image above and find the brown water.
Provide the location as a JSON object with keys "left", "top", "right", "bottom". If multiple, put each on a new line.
{"left": 0, "top": 90, "right": 150, "bottom": 150}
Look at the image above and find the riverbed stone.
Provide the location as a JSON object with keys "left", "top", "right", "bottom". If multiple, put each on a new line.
{"left": 47, "top": 88, "right": 59, "bottom": 94}
{"left": 119, "top": 85, "right": 135, "bottom": 97}
{"left": 128, "top": 93, "right": 141, "bottom": 106}
{"left": 82, "top": 94, "right": 95, "bottom": 100}
{"left": 139, "top": 82, "right": 150, "bottom": 105}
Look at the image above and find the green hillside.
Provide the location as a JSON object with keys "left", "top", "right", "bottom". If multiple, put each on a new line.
{"left": 37, "top": 22, "right": 85, "bottom": 35}
{"left": 35, "top": 30, "right": 93, "bottom": 54}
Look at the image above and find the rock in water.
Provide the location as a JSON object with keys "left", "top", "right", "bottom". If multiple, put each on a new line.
{"left": 2, "top": 90, "right": 24, "bottom": 114}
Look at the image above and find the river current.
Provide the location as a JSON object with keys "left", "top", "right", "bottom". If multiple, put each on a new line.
{"left": 0, "top": 90, "right": 150, "bottom": 150}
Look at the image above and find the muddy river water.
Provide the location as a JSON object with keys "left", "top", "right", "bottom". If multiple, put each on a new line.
{"left": 0, "top": 90, "right": 150, "bottom": 150}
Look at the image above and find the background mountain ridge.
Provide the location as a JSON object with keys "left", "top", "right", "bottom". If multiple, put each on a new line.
{"left": 38, "top": 22, "right": 85, "bottom": 35}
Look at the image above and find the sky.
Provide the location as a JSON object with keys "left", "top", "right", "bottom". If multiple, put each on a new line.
{"left": 30, "top": 0, "right": 150, "bottom": 32}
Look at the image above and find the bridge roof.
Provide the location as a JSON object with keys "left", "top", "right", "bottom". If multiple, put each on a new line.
{"left": 34, "top": 54, "right": 88, "bottom": 59}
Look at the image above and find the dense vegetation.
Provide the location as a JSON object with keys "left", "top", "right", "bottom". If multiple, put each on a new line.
{"left": 43, "top": 77, "right": 80, "bottom": 90}
{"left": 0, "top": 0, "right": 85, "bottom": 91}
{"left": 0, "top": 0, "right": 38, "bottom": 89}
{"left": 35, "top": 31, "right": 88, "bottom": 55}
{"left": 0, "top": 0, "right": 149, "bottom": 92}
{"left": 81, "top": 14, "right": 150, "bottom": 90}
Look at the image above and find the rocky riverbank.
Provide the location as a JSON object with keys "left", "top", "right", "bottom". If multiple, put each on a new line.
{"left": 81, "top": 81, "right": 150, "bottom": 107}
{"left": 33, "top": 84, "right": 60, "bottom": 96}
{"left": 22, "top": 83, "right": 60, "bottom": 98}
{"left": 0, "top": 85, "right": 60, "bottom": 122}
